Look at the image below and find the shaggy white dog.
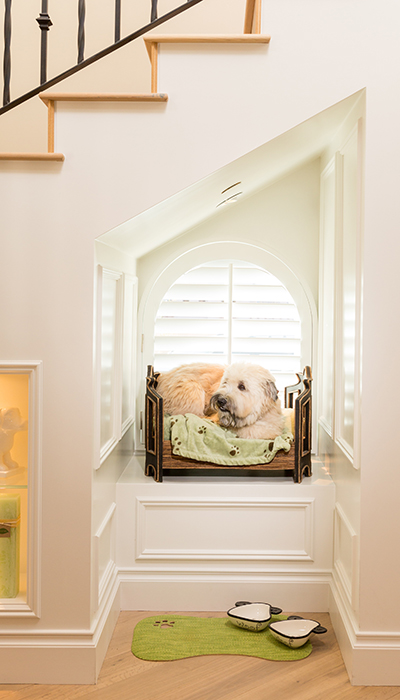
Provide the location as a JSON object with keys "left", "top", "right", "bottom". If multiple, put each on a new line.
{"left": 156, "top": 363, "right": 225, "bottom": 418}
{"left": 210, "top": 362, "right": 285, "bottom": 440}
{"left": 156, "top": 362, "right": 284, "bottom": 440}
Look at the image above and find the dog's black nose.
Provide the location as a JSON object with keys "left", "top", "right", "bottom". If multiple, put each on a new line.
{"left": 217, "top": 397, "right": 227, "bottom": 409}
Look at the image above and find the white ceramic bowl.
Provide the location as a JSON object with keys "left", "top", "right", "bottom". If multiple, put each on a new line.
{"left": 269, "top": 616, "right": 327, "bottom": 648}
{"left": 227, "top": 601, "right": 282, "bottom": 632}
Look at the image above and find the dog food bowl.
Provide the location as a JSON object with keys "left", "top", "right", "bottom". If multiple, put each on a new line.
{"left": 269, "top": 615, "right": 327, "bottom": 648}
{"left": 227, "top": 601, "right": 283, "bottom": 632}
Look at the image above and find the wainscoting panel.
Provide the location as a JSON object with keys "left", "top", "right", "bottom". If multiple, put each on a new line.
{"left": 334, "top": 503, "right": 358, "bottom": 611}
{"left": 136, "top": 496, "right": 315, "bottom": 562}
{"left": 94, "top": 502, "right": 117, "bottom": 609}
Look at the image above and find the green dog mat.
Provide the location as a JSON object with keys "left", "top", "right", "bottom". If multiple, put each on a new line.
{"left": 131, "top": 615, "right": 312, "bottom": 662}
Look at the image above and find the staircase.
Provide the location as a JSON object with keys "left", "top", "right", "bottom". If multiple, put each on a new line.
{"left": 0, "top": 0, "right": 269, "bottom": 161}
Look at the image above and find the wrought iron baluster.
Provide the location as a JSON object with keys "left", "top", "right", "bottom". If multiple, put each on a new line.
{"left": 78, "top": 0, "right": 85, "bottom": 63}
{"left": 151, "top": 0, "right": 158, "bottom": 22}
{"left": 115, "top": 0, "right": 121, "bottom": 42}
{"left": 36, "top": 0, "right": 52, "bottom": 85}
{"left": 3, "top": 0, "right": 12, "bottom": 105}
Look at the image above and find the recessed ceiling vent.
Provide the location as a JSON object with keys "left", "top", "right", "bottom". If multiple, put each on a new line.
{"left": 221, "top": 181, "right": 241, "bottom": 195}
{"left": 217, "top": 181, "right": 243, "bottom": 208}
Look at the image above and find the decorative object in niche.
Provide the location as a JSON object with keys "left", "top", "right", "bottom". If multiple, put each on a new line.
{"left": 0, "top": 408, "right": 28, "bottom": 475}
{"left": 0, "top": 492, "right": 20, "bottom": 597}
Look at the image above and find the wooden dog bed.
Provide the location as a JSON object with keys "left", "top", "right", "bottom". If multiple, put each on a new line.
{"left": 145, "top": 365, "right": 312, "bottom": 483}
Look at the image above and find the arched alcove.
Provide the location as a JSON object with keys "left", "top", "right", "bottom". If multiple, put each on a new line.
{"left": 137, "top": 241, "right": 317, "bottom": 443}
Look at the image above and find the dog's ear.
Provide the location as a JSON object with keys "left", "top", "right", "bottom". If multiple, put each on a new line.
{"left": 204, "top": 401, "right": 216, "bottom": 416}
{"left": 209, "top": 394, "right": 218, "bottom": 411}
{"left": 264, "top": 380, "right": 278, "bottom": 402}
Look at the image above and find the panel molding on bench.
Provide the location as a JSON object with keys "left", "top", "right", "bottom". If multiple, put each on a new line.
{"left": 135, "top": 496, "right": 315, "bottom": 562}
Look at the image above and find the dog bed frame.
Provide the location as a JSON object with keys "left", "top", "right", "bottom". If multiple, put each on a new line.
{"left": 145, "top": 366, "right": 312, "bottom": 483}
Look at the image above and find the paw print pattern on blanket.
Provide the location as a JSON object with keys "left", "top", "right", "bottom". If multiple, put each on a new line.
{"left": 173, "top": 436, "right": 182, "bottom": 453}
{"left": 229, "top": 446, "right": 240, "bottom": 456}
{"left": 263, "top": 442, "right": 275, "bottom": 458}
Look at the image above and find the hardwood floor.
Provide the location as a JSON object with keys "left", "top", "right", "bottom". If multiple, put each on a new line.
{"left": 1, "top": 611, "right": 400, "bottom": 700}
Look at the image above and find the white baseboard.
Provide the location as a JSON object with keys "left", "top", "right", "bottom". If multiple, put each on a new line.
{"left": 94, "top": 565, "right": 121, "bottom": 682}
{"left": 119, "top": 569, "right": 332, "bottom": 613}
{"left": 330, "top": 574, "right": 400, "bottom": 686}
{"left": 0, "top": 565, "right": 120, "bottom": 684}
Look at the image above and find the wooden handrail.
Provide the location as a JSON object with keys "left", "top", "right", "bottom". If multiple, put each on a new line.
{"left": 0, "top": 152, "right": 64, "bottom": 161}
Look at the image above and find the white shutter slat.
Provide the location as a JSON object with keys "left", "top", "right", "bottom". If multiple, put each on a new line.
{"left": 232, "top": 319, "right": 301, "bottom": 338}
{"left": 233, "top": 285, "right": 294, "bottom": 303}
{"left": 155, "top": 336, "right": 228, "bottom": 354}
{"left": 155, "top": 318, "right": 228, "bottom": 336}
{"left": 164, "top": 284, "right": 229, "bottom": 302}
{"left": 233, "top": 302, "right": 300, "bottom": 320}
{"left": 157, "top": 301, "right": 228, "bottom": 319}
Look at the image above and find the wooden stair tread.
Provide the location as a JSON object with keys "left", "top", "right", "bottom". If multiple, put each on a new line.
{"left": 0, "top": 152, "right": 64, "bottom": 161}
{"left": 145, "top": 33, "right": 270, "bottom": 43}
{"left": 145, "top": 33, "right": 270, "bottom": 56}
{"left": 39, "top": 92, "right": 168, "bottom": 105}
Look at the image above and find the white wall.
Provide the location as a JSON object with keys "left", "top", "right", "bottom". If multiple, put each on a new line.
{"left": 0, "top": 179, "right": 95, "bottom": 681}
{"left": 0, "top": 0, "right": 400, "bottom": 685}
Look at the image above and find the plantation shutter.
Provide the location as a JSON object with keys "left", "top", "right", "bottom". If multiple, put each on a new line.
{"left": 154, "top": 261, "right": 301, "bottom": 394}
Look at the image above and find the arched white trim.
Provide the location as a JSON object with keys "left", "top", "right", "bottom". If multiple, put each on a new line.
{"left": 136, "top": 241, "right": 318, "bottom": 447}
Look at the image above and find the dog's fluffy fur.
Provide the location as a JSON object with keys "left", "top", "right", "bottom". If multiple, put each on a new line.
{"left": 210, "top": 362, "right": 284, "bottom": 440}
{"left": 156, "top": 362, "right": 284, "bottom": 440}
{"left": 156, "top": 363, "right": 225, "bottom": 418}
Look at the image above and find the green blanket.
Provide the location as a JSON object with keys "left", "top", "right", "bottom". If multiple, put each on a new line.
{"left": 164, "top": 413, "right": 293, "bottom": 466}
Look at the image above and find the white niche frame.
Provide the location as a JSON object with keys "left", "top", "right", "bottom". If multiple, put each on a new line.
{"left": 0, "top": 361, "right": 42, "bottom": 617}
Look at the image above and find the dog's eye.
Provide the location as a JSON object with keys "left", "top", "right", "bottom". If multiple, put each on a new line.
{"left": 238, "top": 382, "right": 246, "bottom": 391}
